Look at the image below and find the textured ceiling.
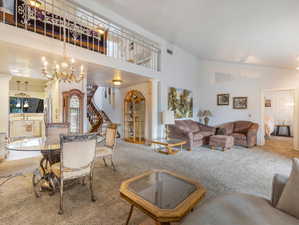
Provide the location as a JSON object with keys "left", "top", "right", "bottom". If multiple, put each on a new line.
{"left": 96, "top": 0, "right": 299, "bottom": 69}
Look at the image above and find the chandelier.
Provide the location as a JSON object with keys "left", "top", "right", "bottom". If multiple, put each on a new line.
{"left": 41, "top": 18, "right": 85, "bottom": 83}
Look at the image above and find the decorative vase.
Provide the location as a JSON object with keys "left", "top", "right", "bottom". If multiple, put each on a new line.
{"left": 204, "top": 117, "right": 209, "bottom": 126}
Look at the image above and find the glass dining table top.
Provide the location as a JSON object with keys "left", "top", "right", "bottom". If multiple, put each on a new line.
{"left": 6, "top": 137, "right": 61, "bottom": 152}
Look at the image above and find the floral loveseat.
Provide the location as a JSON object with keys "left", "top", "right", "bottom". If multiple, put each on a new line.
{"left": 168, "top": 120, "right": 216, "bottom": 150}
{"left": 216, "top": 121, "right": 259, "bottom": 148}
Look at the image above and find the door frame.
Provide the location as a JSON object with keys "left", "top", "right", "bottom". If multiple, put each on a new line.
{"left": 260, "top": 88, "right": 297, "bottom": 149}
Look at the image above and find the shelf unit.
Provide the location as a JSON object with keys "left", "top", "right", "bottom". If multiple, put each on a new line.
{"left": 124, "top": 90, "right": 145, "bottom": 144}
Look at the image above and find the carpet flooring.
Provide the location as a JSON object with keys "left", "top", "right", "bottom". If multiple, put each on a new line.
{"left": 0, "top": 141, "right": 295, "bottom": 225}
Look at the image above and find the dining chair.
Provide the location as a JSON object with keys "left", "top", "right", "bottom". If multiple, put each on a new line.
{"left": 45, "top": 123, "right": 69, "bottom": 144}
{"left": 44, "top": 123, "right": 70, "bottom": 171}
{"left": 0, "top": 132, "right": 8, "bottom": 161}
{"left": 51, "top": 133, "right": 97, "bottom": 214}
{"left": 96, "top": 123, "right": 117, "bottom": 171}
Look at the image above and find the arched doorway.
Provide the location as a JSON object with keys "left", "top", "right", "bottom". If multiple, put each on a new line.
{"left": 63, "top": 89, "right": 84, "bottom": 133}
{"left": 124, "top": 90, "right": 146, "bottom": 144}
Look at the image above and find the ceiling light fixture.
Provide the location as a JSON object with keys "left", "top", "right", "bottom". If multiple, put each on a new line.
{"left": 112, "top": 70, "right": 123, "bottom": 86}
{"left": 41, "top": 18, "right": 85, "bottom": 83}
{"left": 96, "top": 26, "right": 105, "bottom": 35}
{"left": 29, "top": 0, "right": 42, "bottom": 8}
{"left": 112, "top": 78, "right": 123, "bottom": 86}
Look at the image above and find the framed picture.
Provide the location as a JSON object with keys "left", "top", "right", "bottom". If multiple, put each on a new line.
{"left": 168, "top": 87, "right": 193, "bottom": 118}
{"left": 265, "top": 99, "right": 271, "bottom": 107}
{"left": 217, "top": 94, "right": 229, "bottom": 105}
{"left": 233, "top": 97, "right": 247, "bottom": 109}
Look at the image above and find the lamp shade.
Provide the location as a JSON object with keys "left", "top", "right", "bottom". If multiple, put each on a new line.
{"left": 161, "top": 110, "right": 175, "bottom": 125}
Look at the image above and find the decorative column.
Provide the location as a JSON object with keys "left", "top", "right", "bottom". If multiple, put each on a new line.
{"left": 293, "top": 88, "right": 299, "bottom": 151}
{"left": 148, "top": 79, "right": 159, "bottom": 141}
{"left": 0, "top": 75, "right": 11, "bottom": 134}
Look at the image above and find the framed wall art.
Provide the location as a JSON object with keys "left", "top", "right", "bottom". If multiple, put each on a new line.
{"left": 233, "top": 97, "right": 247, "bottom": 109}
{"left": 168, "top": 87, "right": 193, "bottom": 118}
{"left": 217, "top": 94, "right": 229, "bottom": 105}
{"left": 265, "top": 99, "right": 271, "bottom": 107}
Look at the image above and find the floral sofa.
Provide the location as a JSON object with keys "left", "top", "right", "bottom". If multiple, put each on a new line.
{"left": 168, "top": 120, "right": 216, "bottom": 150}
{"left": 216, "top": 121, "right": 259, "bottom": 148}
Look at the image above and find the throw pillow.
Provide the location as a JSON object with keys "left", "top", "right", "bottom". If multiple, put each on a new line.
{"left": 277, "top": 158, "right": 299, "bottom": 219}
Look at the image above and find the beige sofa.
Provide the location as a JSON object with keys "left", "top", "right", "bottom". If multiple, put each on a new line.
{"left": 181, "top": 174, "right": 299, "bottom": 225}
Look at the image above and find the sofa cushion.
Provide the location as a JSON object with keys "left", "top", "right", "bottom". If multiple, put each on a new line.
{"left": 277, "top": 158, "right": 299, "bottom": 219}
{"left": 175, "top": 120, "right": 200, "bottom": 133}
{"left": 234, "top": 121, "right": 252, "bottom": 134}
{"left": 181, "top": 193, "right": 299, "bottom": 225}
{"left": 193, "top": 131, "right": 203, "bottom": 141}
{"left": 232, "top": 133, "right": 247, "bottom": 140}
{"left": 198, "top": 131, "right": 214, "bottom": 138}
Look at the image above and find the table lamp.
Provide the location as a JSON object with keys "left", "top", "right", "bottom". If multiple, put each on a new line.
{"left": 162, "top": 110, "right": 175, "bottom": 139}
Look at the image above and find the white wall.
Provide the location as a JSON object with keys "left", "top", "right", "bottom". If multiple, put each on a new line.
{"left": 0, "top": 75, "right": 11, "bottom": 134}
{"left": 93, "top": 86, "right": 122, "bottom": 124}
{"left": 71, "top": 0, "right": 202, "bottom": 125}
{"left": 198, "top": 60, "right": 299, "bottom": 145}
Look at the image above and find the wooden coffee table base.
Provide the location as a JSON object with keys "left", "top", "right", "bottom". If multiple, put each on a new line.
{"left": 151, "top": 139, "right": 186, "bottom": 155}
{"left": 125, "top": 205, "right": 172, "bottom": 225}
{"left": 158, "top": 147, "right": 179, "bottom": 155}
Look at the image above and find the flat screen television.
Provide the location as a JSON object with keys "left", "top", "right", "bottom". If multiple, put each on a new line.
{"left": 10, "top": 97, "right": 44, "bottom": 113}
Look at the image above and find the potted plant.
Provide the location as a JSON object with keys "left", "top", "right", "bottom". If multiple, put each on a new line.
{"left": 197, "top": 110, "right": 212, "bottom": 125}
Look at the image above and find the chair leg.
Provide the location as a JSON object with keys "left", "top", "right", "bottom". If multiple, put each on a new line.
{"left": 103, "top": 157, "right": 108, "bottom": 167}
{"left": 58, "top": 179, "right": 64, "bottom": 215}
{"left": 110, "top": 155, "right": 116, "bottom": 172}
{"left": 89, "top": 173, "right": 96, "bottom": 202}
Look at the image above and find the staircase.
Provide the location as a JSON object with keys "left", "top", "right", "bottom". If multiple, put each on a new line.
{"left": 87, "top": 83, "right": 120, "bottom": 137}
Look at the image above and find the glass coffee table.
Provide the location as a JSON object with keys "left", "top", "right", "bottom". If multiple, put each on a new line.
{"left": 120, "top": 170, "right": 206, "bottom": 225}
{"left": 151, "top": 138, "right": 186, "bottom": 155}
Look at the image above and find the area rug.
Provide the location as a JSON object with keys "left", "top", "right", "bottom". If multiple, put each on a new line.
{"left": 0, "top": 141, "right": 294, "bottom": 225}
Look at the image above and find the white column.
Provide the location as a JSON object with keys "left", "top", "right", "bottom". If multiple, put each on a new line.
{"left": 0, "top": 75, "right": 11, "bottom": 134}
{"left": 149, "top": 79, "right": 159, "bottom": 140}
{"left": 293, "top": 88, "right": 299, "bottom": 151}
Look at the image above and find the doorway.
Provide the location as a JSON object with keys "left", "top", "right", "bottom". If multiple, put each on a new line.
{"left": 261, "top": 89, "right": 297, "bottom": 157}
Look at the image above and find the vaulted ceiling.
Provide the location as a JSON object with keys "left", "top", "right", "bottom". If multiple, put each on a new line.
{"left": 97, "top": 0, "right": 299, "bottom": 70}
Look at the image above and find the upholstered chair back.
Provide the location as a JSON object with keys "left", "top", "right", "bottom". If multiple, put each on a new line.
{"left": 175, "top": 120, "right": 200, "bottom": 133}
{"left": 105, "top": 124, "right": 117, "bottom": 149}
{"left": 46, "top": 123, "right": 69, "bottom": 144}
{"left": 233, "top": 121, "right": 253, "bottom": 134}
{"left": 60, "top": 133, "right": 97, "bottom": 178}
{"left": 0, "top": 132, "right": 7, "bottom": 160}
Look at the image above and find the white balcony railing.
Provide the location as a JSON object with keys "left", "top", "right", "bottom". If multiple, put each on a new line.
{"left": 0, "top": 0, "right": 161, "bottom": 72}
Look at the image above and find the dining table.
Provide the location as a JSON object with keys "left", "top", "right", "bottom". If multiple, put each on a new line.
{"left": 6, "top": 137, "right": 61, "bottom": 197}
